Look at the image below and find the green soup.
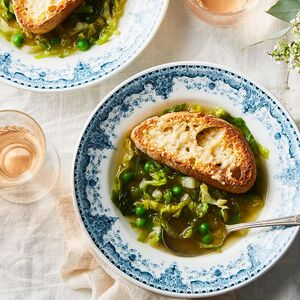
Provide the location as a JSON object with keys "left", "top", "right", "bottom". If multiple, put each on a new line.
{"left": 112, "top": 104, "right": 268, "bottom": 255}
{"left": 0, "top": 0, "right": 126, "bottom": 58}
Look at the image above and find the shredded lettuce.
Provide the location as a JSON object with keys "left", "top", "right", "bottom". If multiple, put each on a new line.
{"left": 152, "top": 189, "right": 163, "bottom": 200}
{"left": 0, "top": 0, "right": 10, "bottom": 21}
{"left": 112, "top": 138, "right": 134, "bottom": 194}
{"left": 200, "top": 183, "right": 229, "bottom": 211}
{"left": 0, "top": 16, "right": 12, "bottom": 35}
{"left": 163, "top": 103, "right": 186, "bottom": 114}
{"left": 257, "top": 143, "right": 270, "bottom": 159}
{"left": 139, "top": 169, "right": 167, "bottom": 190}
{"left": 111, "top": 138, "right": 136, "bottom": 216}
{"left": 137, "top": 229, "right": 150, "bottom": 243}
{"left": 137, "top": 215, "right": 163, "bottom": 245}
{"left": 188, "top": 201, "right": 209, "bottom": 218}
{"left": 148, "top": 226, "right": 161, "bottom": 245}
{"left": 122, "top": 138, "right": 135, "bottom": 165}
{"left": 97, "top": 0, "right": 126, "bottom": 44}
{"left": 181, "top": 225, "right": 194, "bottom": 239}
{"left": 175, "top": 184, "right": 229, "bottom": 226}
{"left": 220, "top": 209, "right": 229, "bottom": 223}
{"left": 187, "top": 104, "right": 203, "bottom": 113}
{"left": 137, "top": 194, "right": 191, "bottom": 217}
{"left": 163, "top": 189, "right": 173, "bottom": 204}
{"left": 187, "top": 183, "right": 229, "bottom": 222}
{"left": 163, "top": 103, "right": 204, "bottom": 114}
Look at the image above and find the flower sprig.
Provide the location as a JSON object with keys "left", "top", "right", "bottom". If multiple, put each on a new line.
{"left": 269, "top": 13, "right": 300, "bottom": 83}
{"left": 248, "top": 0, "right": 300, "bottom": 87}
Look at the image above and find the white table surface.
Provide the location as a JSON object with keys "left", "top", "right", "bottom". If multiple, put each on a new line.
{"left": 0, "top": 1, "right": 299, "bottom": 299}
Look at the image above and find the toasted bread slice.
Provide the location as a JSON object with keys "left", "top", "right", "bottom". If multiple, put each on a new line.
{"left": 131, "top": 112, "right": 256, "bottom": 194}
{"left": 13, "top": 0, "right": 84, "bottom": 34}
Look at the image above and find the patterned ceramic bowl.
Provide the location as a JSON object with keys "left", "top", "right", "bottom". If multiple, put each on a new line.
{"left": 73, "top": 62, "right": 300, "bottom": 297}
{"left": 0, "top": 0, "right": 168, "bottom": 92}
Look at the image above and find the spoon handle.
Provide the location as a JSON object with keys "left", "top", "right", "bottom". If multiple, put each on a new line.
{"left": 226, "top": 215, "right": 300, "bottom": 234}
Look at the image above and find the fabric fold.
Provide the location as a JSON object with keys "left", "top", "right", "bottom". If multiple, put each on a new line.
{"left": 57, "top": 195, "right": 236, "bottom": 300}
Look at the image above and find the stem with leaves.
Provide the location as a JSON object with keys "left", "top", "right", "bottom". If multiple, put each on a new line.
{"left": 261, "top": 0, "right": 300, "bottom": 87}
{"left": 268, "top": 13, "right": 300, "bottom": 88}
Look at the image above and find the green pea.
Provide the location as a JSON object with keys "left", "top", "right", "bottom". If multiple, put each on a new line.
{"left": 76, "top": 38, "right": 90, "bottom": 51}
{"left": 136, "top": 217, "right": 146, "bottom": 228}
{"left": 135, "top": 205, "right": 146, "bottom": 217}
{"left": 144, "top": 160, "right": 155, "bottom": 172}
{"left": 12, "top": 32, "right": 24, "bottom": 48}
{"left": 202, "top": 233, "right": 213, "bottom": 244}
{"left": 198, "top": 223, "right": 210, "bottom": 235}
{"left": 121, "top": 171, "right": 134, "bottom": 183}
{"left": 171, "top": 185, "right": 183, "bottom": 196}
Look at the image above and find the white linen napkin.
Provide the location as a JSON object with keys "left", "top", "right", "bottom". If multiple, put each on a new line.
{"left": 57, "top": 195, "right": 236, "bottom": 300}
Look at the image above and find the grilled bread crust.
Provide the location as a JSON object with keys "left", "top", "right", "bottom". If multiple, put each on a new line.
{"left": 13, "top": 0, "right": 84, "bottom": 34}
{"left": 131, "top": 112, "right": 256, "bottom": 194}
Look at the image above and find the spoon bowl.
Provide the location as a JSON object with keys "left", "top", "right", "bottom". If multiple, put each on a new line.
{"left": 162, "top": 230, "right": 214, "bottom": 257}
{"left": 162, "top": 215, "right": 300, "bottom": 257}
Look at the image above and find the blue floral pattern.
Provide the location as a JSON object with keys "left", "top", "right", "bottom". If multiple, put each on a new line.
{"left": 73, "top": 63, "right": 300, "bottom": 297}
{"left": 0, "top": 0, "right": 168, "bottom": 90}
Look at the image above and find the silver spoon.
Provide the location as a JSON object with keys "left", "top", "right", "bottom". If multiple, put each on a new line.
{"left": 162, "top": 215, "right": 300, "bottom": 257}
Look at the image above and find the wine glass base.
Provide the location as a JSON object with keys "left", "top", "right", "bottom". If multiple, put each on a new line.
{"left": 0, "top": 142, "right": 60, "bottom": 204}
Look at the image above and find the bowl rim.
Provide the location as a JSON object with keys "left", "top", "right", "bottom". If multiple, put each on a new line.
{"left": 0, "top": 0, "right": 169, "bottom": 93}
{"left": 71, "top": 61, "right": 300, "bottom": 298}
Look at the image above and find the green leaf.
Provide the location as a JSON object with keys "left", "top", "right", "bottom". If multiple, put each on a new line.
{"left": 267, "top": 0, "right": 300, "bottom": 22}
{"left": 257, "top": 143, "right": 270, "bottom": 159}
{"left": 139, "top": 169, "right": 167, "bottom": 190}
{"left": 137, "top": 229, "right": 150, "bottom": 243}
{"left": 181, "top": 226, "right": 194, "bottom": 239}
{"left": 148, "top": 226, "right": 161, "bottom": 245}
{"left": 112, "top": 138, "right": 135, "bottom": 196}
{"left": 162, "top": 103, "right": 186, "bottom": 114}
{"left": 137, "top": 194, "right": 191, "bottom": 217}
{"left": 187, "top": 104, "right": 203, "bottom": 113}
{"left": 200, "top": 184, "right": 228, "bottom": 211}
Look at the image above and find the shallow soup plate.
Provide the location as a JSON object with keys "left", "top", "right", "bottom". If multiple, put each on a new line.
{"left": 0, "top": 0, "right": 168, "bottom": 91}
{"left": 72, "top": 62, "right": 300, "bottom": 297}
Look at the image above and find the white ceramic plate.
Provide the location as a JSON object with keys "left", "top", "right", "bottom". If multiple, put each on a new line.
{"left": 0, "top": 0, "right": 168, "bottom": 92}
{"left": 73, "top": 62, "right": 300, "bottom": 298}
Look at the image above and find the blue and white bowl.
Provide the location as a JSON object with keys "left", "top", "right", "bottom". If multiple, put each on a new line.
{"left": 0, "top": 0, "right": 168, "bottom": 91}
{"left": 73, "top": 62, "right": 300, "bottom": 298}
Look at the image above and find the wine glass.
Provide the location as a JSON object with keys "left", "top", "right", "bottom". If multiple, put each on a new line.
{"left": 0, "top": 110, "right": 59, "bottom": 203}
{"left": 187, "top": 0, "right": 259, "bottom": 26}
